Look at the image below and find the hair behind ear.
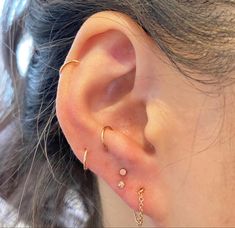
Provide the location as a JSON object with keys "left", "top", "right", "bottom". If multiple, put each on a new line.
{"left": 0, "top": 1, "right": 103, "bottom": 227}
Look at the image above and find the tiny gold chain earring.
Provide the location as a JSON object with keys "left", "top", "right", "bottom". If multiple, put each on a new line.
{"left": 134, "top": 187, "right": 145, "bottom": 227}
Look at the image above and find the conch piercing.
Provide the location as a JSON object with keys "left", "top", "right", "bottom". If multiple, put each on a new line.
{"left": 59, "top": 59, "right": 81, "bottom": 75}
{"left": 100, "top": 126, "right": 113, "bottom": 151}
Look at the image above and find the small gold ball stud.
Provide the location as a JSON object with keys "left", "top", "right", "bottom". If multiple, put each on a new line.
{"left": 119, "top": 168, "right": 127, "bottom": 176}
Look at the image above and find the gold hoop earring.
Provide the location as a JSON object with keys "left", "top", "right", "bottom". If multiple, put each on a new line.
{"left": 100, "top": 126, "right": 113, "bottom": 151}
{"left": 59, "top": 59, "right": 81, "bottom": 75}
{"left": 134, "top": 187, "right": 145, "bottom": 227}
{"left": 83, "top": 148, "right": 88, "bottom": 171}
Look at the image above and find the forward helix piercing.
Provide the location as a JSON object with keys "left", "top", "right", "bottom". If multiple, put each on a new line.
{"left": 59, "top": 59, "right": 81, "bottom": 75}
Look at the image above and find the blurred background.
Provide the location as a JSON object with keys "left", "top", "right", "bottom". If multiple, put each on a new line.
{"left": 0, "top": 0, "right": 32, "bottom": 120}
{"left": 0, "top": 2, "right": 86, "bottom": 226}
{"left": 0, "top": 1, "right": 32, "bottom": 226}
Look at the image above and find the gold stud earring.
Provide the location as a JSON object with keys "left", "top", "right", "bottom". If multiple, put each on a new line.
{"left": 119, "top": 168, "right": 127, "bottom": 176}
{"left": 118, "top": 180, "right": 125, "bottom": 189}
{"left": 134, "top": 187, "right": 145, "bottom": 226}
{"left": 118, "top": 168, "right": 127, "bottom": 189}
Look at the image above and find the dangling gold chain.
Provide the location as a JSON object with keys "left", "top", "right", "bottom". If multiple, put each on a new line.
{"left": 134, "top": 187, "right": 145, "bottom": 226}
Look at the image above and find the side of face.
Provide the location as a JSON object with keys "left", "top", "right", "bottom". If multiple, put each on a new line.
{"left": 56, "top": 11, "right": 235, "bottom": 226}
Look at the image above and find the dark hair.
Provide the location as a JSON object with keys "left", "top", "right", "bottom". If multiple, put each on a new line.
{"left": 0, "top": 0, "right": 234, "bottom": 227}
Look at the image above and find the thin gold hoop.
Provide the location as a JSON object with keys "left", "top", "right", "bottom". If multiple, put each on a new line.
{"left": 83, "top": 148, "right": 88, "bottom": 171}
{"left": 59, "top": 59, "right": 81, "bottom": 75}
{"left": 100, "top": 126, "right": 113, "bottom": 151}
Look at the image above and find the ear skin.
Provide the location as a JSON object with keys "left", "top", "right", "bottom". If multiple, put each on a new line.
{"left": 79, "top": 29, "right": 136, "bottom": 112}
{"left": 56, "top": 11, "right": 169, "bottom": 225}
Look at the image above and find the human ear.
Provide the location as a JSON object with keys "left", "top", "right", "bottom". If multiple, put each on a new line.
{"left": 56, "top": 11, "right": 168, "bottom": 223}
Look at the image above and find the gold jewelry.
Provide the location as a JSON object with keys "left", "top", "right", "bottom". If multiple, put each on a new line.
{"left": 134, "top": 187, "right": 145, "bottom": 227}
{"left": 100, "top": 126, "right": 113, "bottom": 151}
{"left": 118, "top": 168, "right": 127, "bottom": 189}
{"left": 59, "top": 59, "right": 81, "bottom": 75}
{"left": 83, "top": 148, "right": 88, "bottom": 171}
{"left": 118, "top": 180, "right": 125, "bottom": 189}
{"left": 119, "top": 168, "right": 127, "bottom": 176}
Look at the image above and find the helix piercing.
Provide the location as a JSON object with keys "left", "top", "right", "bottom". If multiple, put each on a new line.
{"left": 59, "top": 59, "right": 81, "bottom": 75}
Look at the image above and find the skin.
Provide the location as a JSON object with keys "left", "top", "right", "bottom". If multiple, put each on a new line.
{"left": 56, "top": 11, "right": 235, "bottom": 227}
